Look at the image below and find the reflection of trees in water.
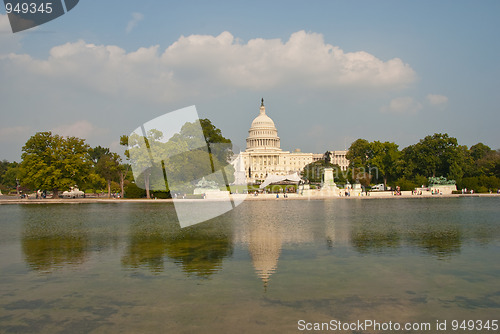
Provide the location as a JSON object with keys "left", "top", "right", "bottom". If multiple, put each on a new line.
{"left": 20, "top": 205, "right": 126, "bottom": 272}
{"left": 350, "top": 228, "right": 401, "bottom": 253}
{"left": 349, "top": 221, "right": 462, "bottom": 258}
{"left": 22, "top": 221, "right": 90, "bottom": 272}
{"left": 121, "top": 220, "right": 233, "bottom": 278}
{"left": 407, "top": 227, "right": 461, "bottom": 258}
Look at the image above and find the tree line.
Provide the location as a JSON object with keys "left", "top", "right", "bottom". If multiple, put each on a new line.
{"left": 0, "top": 119, "right": 233, "bottom": 198}
{"left": 2, "top": 129, "right": 499, "bottom": 196}
{"left": 0, "top": 132, "right": 129, "bottom": 198}
{"left": 303, "top": 133, "right": 500, "bottom": 192}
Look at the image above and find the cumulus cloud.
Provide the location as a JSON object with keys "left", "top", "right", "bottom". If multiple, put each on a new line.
{"left": 51, "top": 120, "right": 105, "bottom": 139}
{"left": 0, "top": 30, "right": 417, "bottom": 105}
{"left": 381, "top": 97, "right": 422, "bottom": 114}
{"left": 162, "top": 30, "right": 416, "bottom": 90}
{"left": 426, "top": 94, "right": 448, "bottom": 106}
{"left": 126, "top": 12, "right": 144, "bottom": 34}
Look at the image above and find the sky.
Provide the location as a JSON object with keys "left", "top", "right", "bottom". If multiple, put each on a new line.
{"left": 0, "top": 0, "right": 499, "bottom": 161}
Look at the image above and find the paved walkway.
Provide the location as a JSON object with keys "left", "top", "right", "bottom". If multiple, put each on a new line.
{"left": 1, "top": 192, "right": 499, "bottom": 204}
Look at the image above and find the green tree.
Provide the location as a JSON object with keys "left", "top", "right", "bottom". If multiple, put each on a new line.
{"left": 448, "top": 161, "right": 465, "bottom": 186}
{"left": 470, "top": 143, "right": 492, "bottom": 161}
{"left": 85, "top": 172, "right": 106, "bottom": 195}
{"left": 368, "top": 141, "right": 400, "bottom": 187}
{"left": 19, "top": 132, "right": 91, "bottom": 198}
{"left": 119, "top": 135, "right": 133, "bottom": 198}
{"left": 89, "top": 146, "right": 111, "bottom": 165}
{"left": 0, "top": 161, "right": 19, "bottom": 191}
{"left": 400, "top": 133, "right": 467, "bottom": 179}
{"left": 347, "top": 139, "right": 400, "bottom": 187}
{"left": 476, "top": 149, "right": 500, "bottom": 178}
{"left": 346, "top": 139, "right": 371, "bottom": 168}
{"left": 0, "top": 159, "right": 9, "bottom": 184}
{"left": 126, "top": 129, "right": 166, "bottom": 199}
{"left": 95, "top": 152, "right": 121, "bottom": 198}
{"left": 200, "top": 118, "right": 233, "bottom": 162}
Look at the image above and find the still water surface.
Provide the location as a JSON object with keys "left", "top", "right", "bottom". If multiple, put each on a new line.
{"left": 0, "top": 198, "right": 499, "bottom": 333}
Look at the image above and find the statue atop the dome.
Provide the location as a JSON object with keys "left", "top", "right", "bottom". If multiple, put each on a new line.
{"left": 261, "top": 98, "right": 264, "bottom": 107}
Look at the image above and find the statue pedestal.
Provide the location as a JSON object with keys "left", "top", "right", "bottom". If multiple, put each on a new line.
{"left": 351, "top": 182, "right": 363, "bottom": 196}
{"left": 429, "top": 184, "right": 457, "bottom": 195}
{"left": 321, "top": 168, "right": 339, "bottom": 193}
{"left": 427, "top": 177, "right": 457, "bottom": 195}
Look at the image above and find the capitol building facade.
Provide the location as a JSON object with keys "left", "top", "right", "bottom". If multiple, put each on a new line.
{"left": 232, "top": 99, "right": 348, "bottom": 184}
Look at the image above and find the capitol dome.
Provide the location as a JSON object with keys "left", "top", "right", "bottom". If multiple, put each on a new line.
{"left": 246, "top": 99, "right": 281, "bottom": 152}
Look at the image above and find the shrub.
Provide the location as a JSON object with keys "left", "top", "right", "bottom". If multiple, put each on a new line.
{"left": 151, "top": 191, "right": 171, "bottom": 199}
{"left": 394, "top": 177, "right": 417, "bottom": 191}
{"left": 124, "top": 183, "right": 146, "bottom": 198}
{"left": 476, "top": 186, "right": 489, "bottom": 193}
{"left": 461, "top": 176, "right": 500, "bottom": 192}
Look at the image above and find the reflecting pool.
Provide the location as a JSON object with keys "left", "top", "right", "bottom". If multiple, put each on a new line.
{"left": 1, "top": 197, "right": 499, "bottom": 333}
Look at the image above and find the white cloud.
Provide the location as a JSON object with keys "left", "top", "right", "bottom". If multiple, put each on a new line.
{"left": 162, "top": 30, "right": 416, "bottom": 91}
{"left": 426, "top": 94, "right": 448, "bottom": 106}
{"left": 126, "top": 12, "right": 144, "bottom": 34}
{"left": 51, "top": 120, "right": 105, "bottom": 139}
{"left": 381, "top": 97, "right": 422, "bottom": 114}
{"left": 0, "top": 30, "right": 417, "bottom": 105}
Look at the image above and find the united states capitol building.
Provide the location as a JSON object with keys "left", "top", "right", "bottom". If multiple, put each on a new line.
{"left": 232, "top": 99, "right": 349, "bottom": 184}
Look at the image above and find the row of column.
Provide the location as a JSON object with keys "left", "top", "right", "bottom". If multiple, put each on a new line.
{"left": 250, "top": 154, "right": 281, "bottom": 170}
{"left": 248, "top": 138, "right": 279, "bottom": 148}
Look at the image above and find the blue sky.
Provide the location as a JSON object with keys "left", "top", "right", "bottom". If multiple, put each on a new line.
{"left": 1, "top": 0, "right": 499, "bottom": 161}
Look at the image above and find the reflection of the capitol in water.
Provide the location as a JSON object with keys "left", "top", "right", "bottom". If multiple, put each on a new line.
{"left": 246, "top": 219, "right": 282, "bottom": 289}
{"left": 19, "top": 200, "right": 472, "bottom": 287}
{"left": 232, "top": 201, "right": 347, "bottom": 288}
